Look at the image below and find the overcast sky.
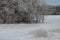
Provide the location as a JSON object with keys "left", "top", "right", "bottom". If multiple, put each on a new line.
{"left": 44, "top": 0, "right": 60, "bottom": 6}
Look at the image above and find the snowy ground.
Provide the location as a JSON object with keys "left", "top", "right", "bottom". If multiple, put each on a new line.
{"left": 0, "top": 15, "right": 60, "bottom": 40}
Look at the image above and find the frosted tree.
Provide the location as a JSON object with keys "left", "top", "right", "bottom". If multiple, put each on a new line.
{"left": 0, "top": 0, "right": 45, "bottom": 23}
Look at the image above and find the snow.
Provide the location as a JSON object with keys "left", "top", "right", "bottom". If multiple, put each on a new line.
{"left": 0, "top": 15, "right": 60, "bottom": 40}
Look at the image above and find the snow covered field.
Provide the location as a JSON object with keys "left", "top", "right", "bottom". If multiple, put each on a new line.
{"left": 0, "top": 15, "right": 60, "bottom": 40}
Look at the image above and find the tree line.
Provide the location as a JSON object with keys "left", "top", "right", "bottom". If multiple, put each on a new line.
{"left": 0, "top": 0, "right": 45, "bottom": 24}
